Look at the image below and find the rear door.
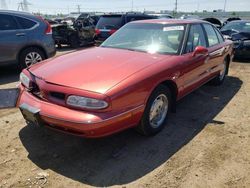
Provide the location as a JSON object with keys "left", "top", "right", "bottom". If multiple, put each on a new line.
{"left": 178, "top": 24, "right": 209, "bottom": 97}
{"left": 0, "top": 14, "right": 27, "bottom": 64}
{"left": 202, "top": 24, "right": 226, "bottom": 78}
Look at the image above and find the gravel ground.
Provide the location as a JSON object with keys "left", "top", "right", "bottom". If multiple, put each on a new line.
{"left": 0, "top": 49, "right": 249, "bottom": 188}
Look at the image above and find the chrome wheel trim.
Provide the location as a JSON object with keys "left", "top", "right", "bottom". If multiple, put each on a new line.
{"left": 25, "top": 52, "right": 42, "bottom": 67}
{"left": 219, "top": 60, "right": 227, "bottom": 81}
{"left": 149, "top": 94, "right": 168, "bottom": 128}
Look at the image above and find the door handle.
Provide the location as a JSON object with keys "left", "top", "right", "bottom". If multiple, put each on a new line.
{"left": 16, "top": 33, "right": 26, "bottom": 37}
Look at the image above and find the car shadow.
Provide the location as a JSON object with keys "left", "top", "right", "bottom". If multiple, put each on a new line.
{"left": 19, "top": 76, "right": 242, "bottom": 187}
{"left": 233, "top": 58, "right": 250, "bottom": 63}
{"left": 0, "top": 66, "right": 19, "bottom": 85}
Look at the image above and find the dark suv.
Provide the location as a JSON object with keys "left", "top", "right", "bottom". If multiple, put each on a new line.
{"left": 0, "top": 10, "right": 56, "bottom": 69}
{"left": 95, "top": 13, "right": 156, "bottom": 42}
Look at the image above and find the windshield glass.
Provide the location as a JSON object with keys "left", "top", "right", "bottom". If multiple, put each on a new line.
{"left": 221, "top": 21, "right": 250, "bottom": 32}
{"left": 101, "top": 23, "right": 186, "bottom": 54}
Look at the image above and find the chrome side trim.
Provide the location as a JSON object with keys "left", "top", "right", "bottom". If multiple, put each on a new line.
{"left": 40, "top": 104, "right": 145, "bottom": 125}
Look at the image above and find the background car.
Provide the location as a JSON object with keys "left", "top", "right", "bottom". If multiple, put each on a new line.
{"left": 203, "top": 17, "right": 222, "bottom": 29}
{"left": 0, "top": 10, "right": 56, "bottom": 69}
{"left": 221, "top": 20, "right": 250, "bottom": 59}
{"left": 222, "top": 17, "right": 241, "bottom": 26}
{"left": 95, "top": 13, "right": 157, "bottom": 42}
{"left": 18, "top": 19, "right": 233, "bottom": 138}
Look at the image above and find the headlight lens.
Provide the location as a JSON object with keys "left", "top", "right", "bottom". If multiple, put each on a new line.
{"left": 66, "top": 95, "right": 108, "bottom": 110}
{"left": 20, "top": 72, "right": 30, "bottom": 88}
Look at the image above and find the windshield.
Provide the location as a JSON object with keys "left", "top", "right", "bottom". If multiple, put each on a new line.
{"left": 101, "top": 23, "right": 186, "bottom": 54}
{"left": 221, "top": 21, "right": 250, "bottom": 32}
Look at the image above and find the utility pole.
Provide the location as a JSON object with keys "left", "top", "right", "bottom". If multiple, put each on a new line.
{"left": 77, "top": 4, "right": 81, "bottom": 14}
{"left": 175, "top": 0, "right": 178, "bottom": 12}
{"left": 131, "top": 0, "right": 134, "bottom": 12}
{"left": 223, "top": 0, "right": 227, "bottom": 12}
{"left": 17, "top": 0, "right": 30, "bottom": 12}
{"left": 174, "top": 0, "right": 178, "bottom": 16}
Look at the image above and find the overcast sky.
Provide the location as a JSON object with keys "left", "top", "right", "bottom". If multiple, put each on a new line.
{"left": 3, "top": 0, "right": 250, "bottom": 14}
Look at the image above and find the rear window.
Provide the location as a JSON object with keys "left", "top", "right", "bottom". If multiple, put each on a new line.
{"left": 96, "top": 16, "right": 122, "bottom": 29}
{"left": 15, "top": 16, "right": 36, "bottom": 29}
{"left": 221, "top": 21, "right": 250, "bottom": 32}
{"left": 203, "top": 24, "right": 219, "bottom": 47}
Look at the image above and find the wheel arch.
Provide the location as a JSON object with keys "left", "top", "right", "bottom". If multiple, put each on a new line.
{"left": 147, "top": 79, "right": 178, "bottom": 113}
{"left": 17, "top": 45, "right": 48, "bottom": 63}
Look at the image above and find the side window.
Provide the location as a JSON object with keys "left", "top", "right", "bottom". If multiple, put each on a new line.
{"left": 203, "top": 24, "right": 219, "bottom": 46}
{"left": 214, "top": 28, "right": 224, "bottom": 43}
{"left": 185, "top": 24, "right": 206, "bottom": 53}
{"left": 15, "top": 16, "right": 36, "bottom": 29}
{"left": 0, "top": 14, "right": 18, "bottom": 30}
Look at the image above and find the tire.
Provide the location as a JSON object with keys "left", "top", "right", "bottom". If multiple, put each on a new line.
{"left": 69, "top": 35, "right": 79, "bottom": 48}
{"left": 19, "top": 47, "right": 45, "bottom": 70}
{"left": 210, "top": 59, "right": 228, "bottom": 86}
{"left": 136, "top": 85, "right": 172, "bottom": 136}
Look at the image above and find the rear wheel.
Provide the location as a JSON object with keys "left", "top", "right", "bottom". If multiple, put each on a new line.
{"left": 69, "top": 35, "right": 79, "bottom": 48}
{"left": 19, "top": 47, "right": 45, "bottom": 70}
{"left": 210, "top": 59, "right": 228, "bottom": 86}
{"left": 136, "top": 85, "right": 172, "bottom": 136}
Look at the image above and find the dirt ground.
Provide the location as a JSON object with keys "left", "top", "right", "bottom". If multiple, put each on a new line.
{"left": 0, "top": 49, "right": 250, "bottom": 188}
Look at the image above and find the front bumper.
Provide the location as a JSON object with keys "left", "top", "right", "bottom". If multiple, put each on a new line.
{"left": 234, "top": 40, "right": 250, "bottom": 59}
{"left": 17, "top": 88, "right": 144, "bottom": 138}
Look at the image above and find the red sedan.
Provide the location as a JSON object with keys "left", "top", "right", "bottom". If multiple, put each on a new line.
{"left": 18, "top": 19, "right": 234, "bottom": 138}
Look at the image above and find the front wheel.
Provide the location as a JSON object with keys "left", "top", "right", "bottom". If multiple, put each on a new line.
{"left": 136, "top": 85, "right": 172, "bottom": 136}
{"left": 69, "top": 35, "right": 79, "bottom": 48}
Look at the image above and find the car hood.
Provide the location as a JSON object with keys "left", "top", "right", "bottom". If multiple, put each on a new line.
{"left": 29, "top": 47, "right": 169, "bottom": 94}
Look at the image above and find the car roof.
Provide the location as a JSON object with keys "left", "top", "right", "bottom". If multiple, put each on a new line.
{"left": 0, "top": 10, "right": 32, "bottom": 16}
{"left": 132, "top": 19, "right": 208, "bottom": 24}
{"left": 228, "top": 20, "right": 250, "bottom": 23}
{"left": 101, "top": 13, "right": 153, "bottom": 17}
{"left": 0, "top": 10, "right": 42, "bottom": 22}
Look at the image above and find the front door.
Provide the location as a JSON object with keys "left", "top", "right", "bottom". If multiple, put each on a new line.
{"left": 178, "top": 24, "right": 209, "bottom": 97}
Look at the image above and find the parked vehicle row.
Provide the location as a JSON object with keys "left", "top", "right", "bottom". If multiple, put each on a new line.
{"left": 18, "top": 19, "right": 234, "bottom": 138}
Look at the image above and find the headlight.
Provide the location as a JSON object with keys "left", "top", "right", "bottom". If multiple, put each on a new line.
{"left": 20, "top": 72, "right": 31, "bottom": 88}
{"left": 66, "top": 95, "right": 108, "bottom": 110}
{"left": 243, "top": 40, "right": 250, "bottom": 45}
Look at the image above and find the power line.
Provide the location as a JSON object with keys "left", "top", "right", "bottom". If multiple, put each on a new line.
{"left": 17, "top": 0, "right": 31, "bottom": 12}
{"left": 0, "top": 0, "right": 8, "bottom": 9}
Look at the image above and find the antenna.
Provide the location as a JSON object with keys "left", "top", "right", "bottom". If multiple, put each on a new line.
{"left": 0, "top": 0, "right": 8, "bottom": 9}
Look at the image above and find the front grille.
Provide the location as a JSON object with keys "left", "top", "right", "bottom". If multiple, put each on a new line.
{"left": 50, "top": 92, "right": 66, "bottom": 100}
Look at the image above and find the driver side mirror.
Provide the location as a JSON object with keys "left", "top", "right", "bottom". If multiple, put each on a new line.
{"left": 192, "top": 46, "right": 208, "bottom": 57}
